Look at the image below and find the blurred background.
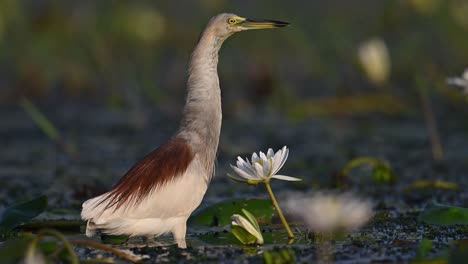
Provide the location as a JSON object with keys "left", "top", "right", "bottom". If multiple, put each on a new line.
{"left": 0, "top": 0, "right": 467, "bottom": 208}
{"left": 1, "top": 0, "right": 467, "bottom": 108}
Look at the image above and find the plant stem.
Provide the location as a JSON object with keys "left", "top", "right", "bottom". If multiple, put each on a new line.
{"left": 264, "top": 182, "right": 294, "bottom": 239}
{"left": 70, "top": 240, "right": 142, "bottom": 263}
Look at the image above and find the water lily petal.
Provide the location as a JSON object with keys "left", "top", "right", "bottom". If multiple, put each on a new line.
{"left": 259, "top": 151, "right": 267, "bottom": 162}
{"left": 236, "top": 157, "right": 255, "bottom": 175}
{"left": 271, "top": 146, "right": 288, "bottom": 175}
{"left": 254, "top": 162, "right": 266, "bottom": 180}
{"left": 277, "top": 146, "right": 289, "bottom": 172}
{"left": 267, "top": 148, "right": 275, "bottom": 158}
{"left": 251, "top": 152, "right": 260, "bottom": 163}
{"left": 231, "top": 165, "right": 255, "bottom": 180}
{"left": 271, "top": 175, "right": 302, "bottom": 181}
{"left": 262, "top": 158, "right": 272, "bottom": 178}
{"left": 227, "top": 173, "right": 248, "bottom": 182}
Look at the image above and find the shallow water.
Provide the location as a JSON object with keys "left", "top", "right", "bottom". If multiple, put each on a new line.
{"left": 0, "top": 104, "right": 467, "bottom": 263}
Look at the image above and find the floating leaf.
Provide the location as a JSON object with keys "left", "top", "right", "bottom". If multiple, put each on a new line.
{"left": 17, "top": 220, "right": 85, "bottom": 233}
{"left": 418, "top": 201, "right": 468, "bottom": 225}
{"left": 101, "top": 234, "right": 129, "bottom": 245}
{"left": 0, "top": 196, "right": 48, "bottom": 230}
{"left": 190, "top": 199, "right": 275, "bottom": 227}
{"left": 196, "top": 229, "right": 291, "bottom": 245}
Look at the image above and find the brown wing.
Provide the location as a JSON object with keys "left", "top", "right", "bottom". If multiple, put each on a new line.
{"left": 103, "top": 136, "right": 194, "bottom": 211}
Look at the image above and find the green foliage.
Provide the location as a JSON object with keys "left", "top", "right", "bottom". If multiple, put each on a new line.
{"left": 231, "top": 209, "right": 263, "bottom": 245}
{"left": 100, "top": 234, "right": 129, "bottom": 245}
{"left": 404, "top": 180, "right": 460, "bottom": 192}
{"left": 415, "top": 238, "right": 433, "bottom": 260}
{"left": 231, "top": 225, "right": 257, "bottom": 245}
{"left": 19, "top": 98, "right": 59, "bottom": 141}
{"left": 263, "top": 248, "right": 296, "bottom": 264}
{"left": 0, "top": 195, "right": 48, "bottom": 230}
{"left": 341, "top": 157, "right": 396, "bottom": 184}
{"left": 418, "top": 201, "right": 468, "bottom": 226}
{"left": 190, "top": 199, "right": 275, "bottom": 227}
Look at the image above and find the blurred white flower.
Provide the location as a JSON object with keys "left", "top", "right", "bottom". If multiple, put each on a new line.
{"left": 231, "top": 209, "right": 264, "bottom": 244}
{"left": 285, "top": 192, "right": 373, "bottom": 233}
{"left": 228, "top": 146, "right": 301, "bottom": 184}
{"left": 447, "top": 69, "right": 468, "bottom": 95}
{"left": 358, "top": 37, "right": 391, "bottom": 85}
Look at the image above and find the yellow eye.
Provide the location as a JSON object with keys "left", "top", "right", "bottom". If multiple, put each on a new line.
{"left": 228, "top": 18, "right": 236, "bottom": 25}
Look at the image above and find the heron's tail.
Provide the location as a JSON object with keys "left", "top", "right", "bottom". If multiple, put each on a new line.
{"left": 81, "top": 193, "right": 114, "bottom": 237}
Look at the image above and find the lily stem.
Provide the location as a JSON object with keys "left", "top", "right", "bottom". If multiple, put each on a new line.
{"left": 264, "top": 182, "right": 294, "bottom": 239}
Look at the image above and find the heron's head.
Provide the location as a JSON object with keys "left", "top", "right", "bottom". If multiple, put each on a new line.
{"left": 205, "top": 13, "right": 289, "bottom": 39}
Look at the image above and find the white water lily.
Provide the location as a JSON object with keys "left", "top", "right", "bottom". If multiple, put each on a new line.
{"left": 228, "top": 146, "right": 301, "bottom": 184}
{"left": 231, "top": 209, "right": 264, "bottom": 244}
{"left": 285, "top": 192, "right": 373, "bottom": 233}
{"left": 447, "top": 69, "right": 468, "bottom": 95}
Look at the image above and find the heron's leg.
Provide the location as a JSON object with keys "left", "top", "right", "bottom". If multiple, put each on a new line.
{"left": 172, "top": 220, "right": 187, "bottom": 248}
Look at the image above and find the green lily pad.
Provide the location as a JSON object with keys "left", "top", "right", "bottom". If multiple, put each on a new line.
{"left": 418, "top": 201, "right": 468, "bottom": 226}
{"left": 0, "top": 196, "right": 48, "bottom": 230}
{"left": 190, "top": 199, "right": 275, "bottom": 227}
{"left": 17, "top": 220, "right": 85, "bottom": 234}
{"left": 100, "top": 234, "right": 129, "bottom": 244}
{"left": 196, "top": 229, "right": 292, "bottom": 245}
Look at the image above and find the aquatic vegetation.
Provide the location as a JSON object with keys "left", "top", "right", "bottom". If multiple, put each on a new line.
{"left": 341, "top": 157, "right": 396, "bottom": 185}
{"left": 228, "top": 147, "right": 300, "bottom": 239}
{"left": 418, "top": 201, "right": 468, "bottom": 226}
{"left": 190, "top": 198, "right": 275, "bottom": 227}
{"left": 231, "top": 209, "right": 264, "bottom": 245}
{"left": 0, "top": 195, "right": 48, "bottom": 231}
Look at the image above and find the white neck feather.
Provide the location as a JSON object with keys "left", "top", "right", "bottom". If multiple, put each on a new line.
{"left": 178, "top": 30, "right": 227, "bottom": 176}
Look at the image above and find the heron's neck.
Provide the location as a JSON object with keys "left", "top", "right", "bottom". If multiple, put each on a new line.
{"left": 178, "top": 32, "right": 226, "bottom": 175}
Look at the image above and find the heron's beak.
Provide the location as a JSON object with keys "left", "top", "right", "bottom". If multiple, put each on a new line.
{"left": 240, "top": 18, "right": 289, "bottom": 29}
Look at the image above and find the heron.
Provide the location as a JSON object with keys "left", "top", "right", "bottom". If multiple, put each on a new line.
{"left": 81, "top": 13, "right": 288, "bottom": 248}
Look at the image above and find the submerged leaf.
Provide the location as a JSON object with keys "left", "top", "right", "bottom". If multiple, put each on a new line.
{"left": 0, "top": 196, "right": 48, "bottom": 230}
{"left": 190, "top": 199, "right": 275, "bottom": 227}
{"left": 418, "top": 201, "right": 468, "bottom": 225}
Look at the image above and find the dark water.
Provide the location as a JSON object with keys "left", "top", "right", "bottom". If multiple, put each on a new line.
{"left": 0, "top": 103, "right": 467, "bottom": 263}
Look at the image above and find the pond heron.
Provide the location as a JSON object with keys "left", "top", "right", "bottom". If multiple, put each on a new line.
{"left": 81, "top": 13, "right": 288, "bottom": 248}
